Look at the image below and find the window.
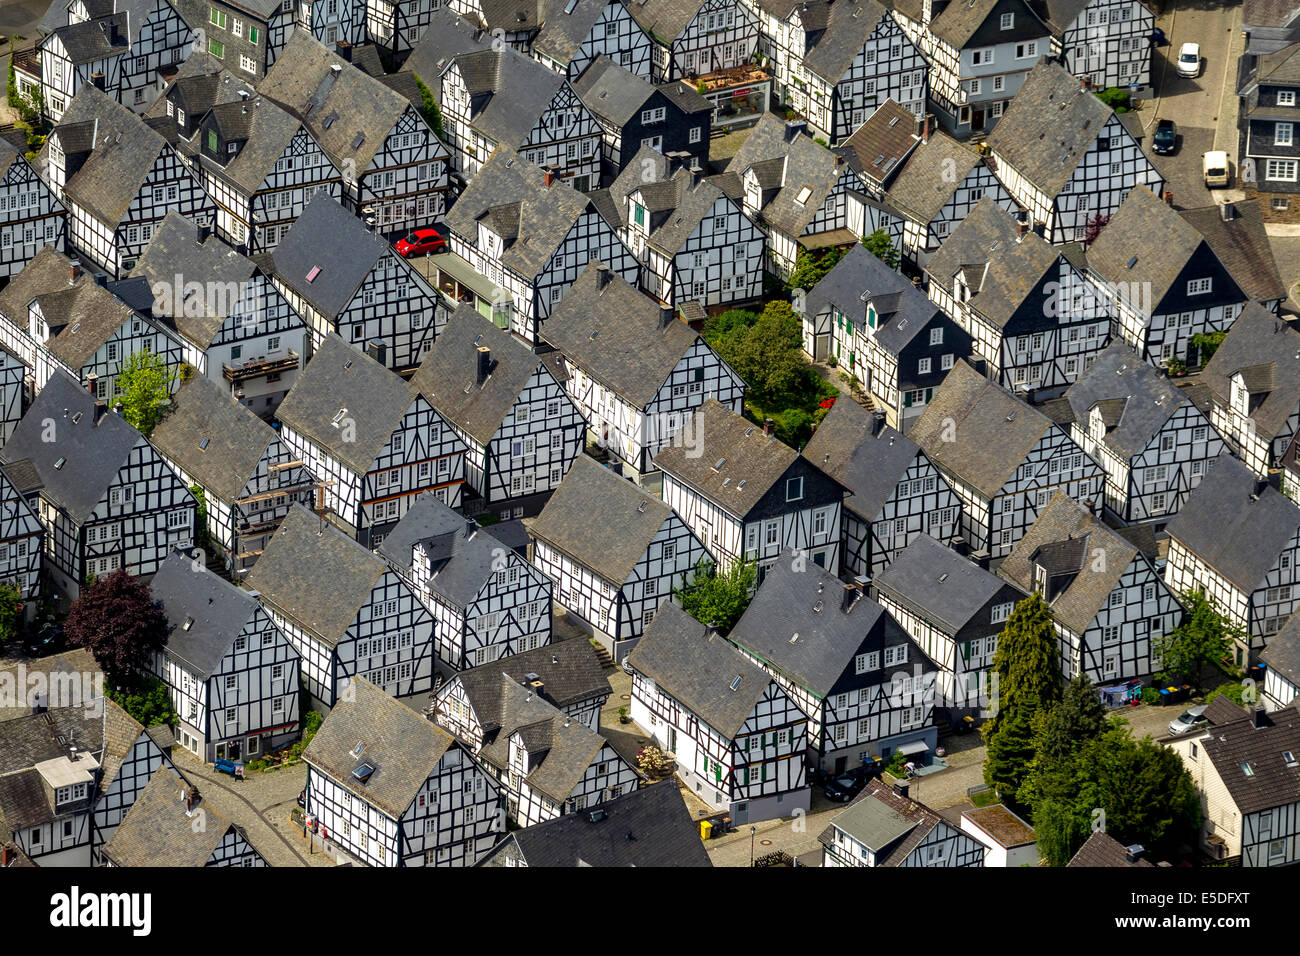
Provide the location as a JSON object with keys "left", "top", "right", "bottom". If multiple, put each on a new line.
{"left": 209, "top": 38, "right": 225, "bottom": 58}
{"left": 1000, "top": 11, "right": 1014, "bottom": 28}
{"left": 929, "top": 327, "right": 943, "bottom": 346}
{"left": 972, "top": 47, "right": 994, "bottom": 65}
{"left": 1268, "top": 159, "right": 1299, "bottom": 181}
{"left": 1279, "top": 122, "right": 1295, "bottom": 147}
{"left": 689, "top": 126, "right": 702, "bottom": 144}
{"left": 991, "top": 602, "right": 1013, "bottom": 624}
{"left": 1016, "top": 41, "right": 1037, "bottom": 58}
{"left": 918, "top": 357, "right": 931, "bottom": 375}
{"left": 786, "top": 476, "right": 803, "bottom": 502}
{"left": 1187, "top": 278, "right": 1212, "bottom": 295}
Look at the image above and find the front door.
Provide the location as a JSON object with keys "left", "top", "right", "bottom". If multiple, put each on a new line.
{"left": 668, "top": 726, "right": 677, "bottom": 753}
{"left": 834, "top": 755, "right": 847, "bottom": 774}
{"left": 229, "top": 740, "right": 241, "bottom": 760}
{"left": 971, "top": 107, "right": 986, "bottom": 132}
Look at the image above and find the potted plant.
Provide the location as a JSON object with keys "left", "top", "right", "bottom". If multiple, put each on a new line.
{"left": 618, "top": 705, "right": 630, "bottom": 724}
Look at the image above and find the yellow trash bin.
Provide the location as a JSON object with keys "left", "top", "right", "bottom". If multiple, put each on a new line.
{"left": 700, "top": 819, "right": 713, "bottom": 841}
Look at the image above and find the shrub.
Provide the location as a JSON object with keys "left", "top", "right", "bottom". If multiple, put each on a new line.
{"left": 1140, "top": 687, "right": 1161, "bottom": 705}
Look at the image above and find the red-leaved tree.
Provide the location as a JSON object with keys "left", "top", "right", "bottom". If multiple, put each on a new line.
{"left": 64, "top": 569, "right": 169, "bottom": 689}
{"left": 1083, "top": 213, "right": 1112, "bottom": 247}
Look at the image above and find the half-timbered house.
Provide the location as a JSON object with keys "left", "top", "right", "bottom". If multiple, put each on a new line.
{"left": 245, "top": 504, "right": 438, "bottom": 706}
{"left": 719, "top": 114, "right": 872, "bottom": 276}
{"left": 985, "top": 61, "right": 1163, "bottom": 244}
{"left": 129, "top": 212, "right": 308, "bottom": 414}
{"left": 629, "top": 0, "right": 759, "bottom": 83}
{"left": 0, "top": 461, "right": 44, "bottom": 604}
{"left": 0, "top": 140, "right": 67, "bottom": 284}
{"left": 40, "top": 85, "right": 216, "bottom": 278}
{"left": 924, "top": 196, "right": 1112, "bottom": 394}
{"left": 1179, "top": 202, "right": 1287, "bottom": 314}
{"left": 173, "top": 0, "right": 283, "bottom": 76}
{"left": 1261, "top": 615, "right": 1300, "bottom": 710}
{"left": 275, "top": 335, "right": 467, "bottom": 546}
{"left": 1032, "top": 0, "right": 1154, "bottom": 90}
{"left": 0, "top": 371, "right": 196, "bottom": 597}
{"left": 572, "top": 56, "right": 711, "bottom": 179}
{"left": 150, "top": 549, "right": 301, "bottom": 762}
{"left": 999, "top": 492, "right": 1183, "bottom": 683}
{"left": 257, "top": 33, "right": 451, "bottom": 235}
{"left": 657, "top": 399, "right": 847, "bottom": 575}
{"left": 292, "top": 0, "right": 370, "bottom": 49}
{"left": 530, "top": 455, "right": 708, "bottom": 662}
{"left": 908, "top": 360, "right": 1105, "bottom": 558}
{"left": 802, "top": 399, "right": 962, "bottom": 580}
{"left": 1164, "top": 452, "right": 1300, "bottom": 667}
{"left": 542, "top": 264, "right": 744, "bottom": 476}
{"left": 1056, "top": 343, "right": 1224, "bottom": 523}
{"left": 870, "top": 532, "right": 1019, "bottom": 714}
{"left": 150, "top": 375, "right": 315, "bottom": 573}
{"left": 377, "top": 492, "right": 553, "bottom": 674}
{"left": 363, "top": 0, "right": 443, "bottom": 54}
{"left": 746, "top": 0, "right": 928, "bottom": 142}
{"left": 529, "top": 0, "right": 656, "bottom": 79}
{"left": 303, "top": 676, "right": 504, "bottom": 866}
{"left": 1238, "top": 41, "right": 1300, "bottom": 217}
{"left": 599, "top": 145, "right": 766, "bottom": 310}
{"left": 1086, "top": 186, "right": 1250, "bottom": 368}
{"left": 819, "top": 779, "right": 986, "bottom": 866}
{"left": 442, "top": 149, "right": 639, "bottom": 345}
{"left": 728, "top": 559, "right": 939, "bottom": 773}
{"left": 412, "top": 305, "right": 584, "bottom": 520}
{"left": 430, "top": 664, "right": 639, "bottom": 828}
{"left": 269, "top": 194, "right": 448, "bottom": 371}
{"left": 627, "top": 601, "right": 809, "bottom": 824}
{"left": 803, "top": 242, "right": 973, "bottom": 428}
{"left": 0, "top": 347, "right": 29, "bottom": 448}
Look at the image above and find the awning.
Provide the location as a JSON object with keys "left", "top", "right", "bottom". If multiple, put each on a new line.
{"left": 898, "top": 739, "right": 930, "bottom": 756}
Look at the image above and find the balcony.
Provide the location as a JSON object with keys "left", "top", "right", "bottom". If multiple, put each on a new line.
{"left": 223, "top": 351, "right": 299, "bottom": 383}
{"left": 12, "top": 48, "right": 40, "bottom": 82}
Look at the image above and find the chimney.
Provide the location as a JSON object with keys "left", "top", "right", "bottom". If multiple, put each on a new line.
{"left": 315, "top": 485, "right": 326, "bottom": 513}
{"left": 871, "top": 409, "right": 886, "bottom": 436}
{"left": 1018, "top": 220, "right": 1028, "bottom": 239}
{"left": 1163, "top": 190, "right": 1174, "bottom": 206}
{"left": 916, "top": 113, "right": 932, "bottom": 145}
{"left": 659, "top": 306, "right": 675, "bottom": 330}
{"left": 1124, "top": 844, "right": 1145, "bottom": 864}
{"left": 0, "top": 844, "right": 12, "bottom": 867}
{"left": 595, "top": 264, "right": 612, "bottom": 291}
{"left": 93, "top": 400, "right": 108, "bottom": 426}
{"left": 335, "top": 40, "right": 353, "bottom": 62}
{"left": 893, "top": 780, "right": 909, "bottom": 799}
{"left": 543, "top": 169, "right": 556, "bottom": 188}
{"left": 841, "top": 582, "right": 859, "bottom": 612}
{"left": 329, "top": 63, "right": 342, "bottom": 77}
{"left": 1220, "top": 201, "right": 1237, "bottom": 221}
{"left": 197, "top": 223, "right": 211, "bottom": 243}
{"left": 1253, "top": 706, "right": 1268, "bottom": 729}
{"left": 185, "top": 785, "right": 200, "bottom": 814}
{"left": 763, "top": 418, "right": 774, "bottom": 436}
{"left": 85, "top": 373, "right": 98, "bottom": 396}
{"left": 93, "top": 272, "right": 107, "bottom": 288}
{"left": 91, "top": 71, "right": 106, "bottom": 91}
{"left": 476, "top": 346, "right": 492, "bottom": 385}
{"left": 783, "top": 119, "right": 806, "bottom": 143}
{"left": 112, "top": 401, "right": 123, "bottom": 416}
{"left": 69, "top": 262, "right": 82, "bottom": 285}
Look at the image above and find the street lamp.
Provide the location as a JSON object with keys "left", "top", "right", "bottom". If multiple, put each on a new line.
{"left": 749, "top": 826, "right": 757, "bottom": 867}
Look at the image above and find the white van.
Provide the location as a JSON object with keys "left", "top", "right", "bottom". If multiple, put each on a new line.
{"left": 1203, "top": 150, "right": 1229, "bottom": 188}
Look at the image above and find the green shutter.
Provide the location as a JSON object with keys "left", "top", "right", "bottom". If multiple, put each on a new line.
{"left": 250, "top": 25, "right": 259, "bottom": 43}
{"left": 762, "top": 763, "right": 768, "bottom": 782}
{"left": 903, "top": 390, "right": 913, "bottom": 408}
{"left": 207, "top": 129, "right": 217, "bottom": 152}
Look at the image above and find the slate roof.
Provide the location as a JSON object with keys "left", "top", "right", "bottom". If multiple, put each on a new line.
{"left": 836, "top": 99, "right": 919, "bottom": 188}
{"left": 0, "top": 648, "right": 98, "bottom": 723}
{"left": 572, "top": 55, "right": 656, "bottom": 126}
{"left": 804, "top": 242, "right": 939, "bottom": 353}
{"left": 606, "top": 147, "right": 736, "bottom": 254}
{"left": 923, "top": 196, "right": 1059, "bottom": 329}
{"left": 103, "top": 768, "right": 252, "bottom": 866}
{"left": 275, "top": 334, "right": 420, "bottom": 475}
{"left": 653, "top": 399, "right": 809, "bottom": 520}
{"left": 871, "top": 533, "right": 1007, "bottom": 634}
{"left": 244, "top": 505, "right": 388, "bottom": 648}
{"left": 909, "top": 361, "right": 1057, "bottom": 499}
{"left": 1067, "top": 829, "right": 1155, "bottom": 867}
{"left": 1164, "top": 452, "right": 1300, "bottom": 593}
{"left": 931, "top": 0, "right": 1043, "bottom": 45}
{"left": 45, "top": 85, "right": 167, "bottom": 227}
{"left": 1201, "top": 707, "right": 1300, "bottom": 815}
{"left": 1086, "top": 186, "right": 1210, "bottom": 315}
{"left": 0, "top": 372, "right": 146, "bottom": 525}
{"left": 151, "top": 549, "right": 261, "bottom": 678}
{"left": 542, "top": 263, "right": 711, "bottom": 408}
{"left": 1200, "top": 305, "right": 1300, "bottom": 441}
{"left": 729, "top": 113, "right": 850, "bottom": 237}
{"left": 1062, "top": 343, "right": 1189, "bottom": 460}
{"left": 445, "top": 147, "right": 594, "bottom": 281}
{"left": 1029, "top": 0, "right": 1093, "bottom": 33}
{"left": 403, "top": 7, "right": 493, "bottom": 85}
{"left": 270, "top": 193, "right": 390, "bottom": 319}
{"left": 804, "top": 0, "right": 890, "bottom": 81}
{"left": 458, "top": 638, "right": 609, "bottom": 711}
{"left": 530, "top": 455, "right": 675, "bottom": 584}
{"left": 802, "top": 398, "right": 919, "bottom": 521}
{"left": 150, "top": 375, "right": 280, "bottom": 503}
{"left": 452, "top": 45, "right": 572, "bottom": 149}
{"left": 534, "top": 0, "right": 627, "bottom": 66}
{"left": 412, "top": 304, "right": 546, "bottom": 446}
{"left": 1261, "top": 613, "right": 1300, "bottom": 690}
{"left": 820, "top": 779, "right": 950, "bottom": 865}
{"left": 0, "top": 771, "right": 59, "bottom": 831}
{"left": 376, "top": 492, "right": 507, "bottom": 609}
{"left": 50, "top": 13, "right": 130, "bottom": 65}
{"left": 986, "top": 61, "right": 1114, "bottom": 197}
{"left": 999, "top": 493, "right": 1138, "bottom": 634}
{"left": 627, "top": 0, "right": 706, "bottom": 42}
{"left": 1179, "top": 203, "right": 1287, "bottom": 305}
{"left": 489, "top": 779, "right": 711, "bottom": 866}
{"left": 885, "top": 130, "right": 987, "bottom": 225}
{"left": 304, "top": 677, "right": 456, "bottom": 819}
{"left": 628, "top": 602, "right": 772, "bottom": 739}
{"left": 196, "top": 83, "right": 308, "bottom": 195}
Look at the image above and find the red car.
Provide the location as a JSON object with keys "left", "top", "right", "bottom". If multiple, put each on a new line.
{"left": 395, "top": 227, "right": 447, "bottom": 257}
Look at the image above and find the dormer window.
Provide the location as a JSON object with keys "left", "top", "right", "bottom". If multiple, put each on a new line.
{"left": 1281, "top": 90, "right": 1297, "bottom": 107}
{"left": 55, "top": 782, "right": 88, "bottom": 805}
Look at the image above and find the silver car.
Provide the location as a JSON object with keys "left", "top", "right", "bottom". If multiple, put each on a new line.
{"left": 1168, "top": 704, "right": 1209, "bottom": 737}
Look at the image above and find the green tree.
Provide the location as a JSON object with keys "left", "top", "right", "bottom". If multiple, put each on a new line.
{"left": 1155, "top": 588, "right": 1240, "bottom": 688}
{"left": 862, "top": 227, "right": 901, "bottom": 270}
{"left": 712, "top": 301, "right": 808, "bottom": 410}
{"left": 413, "top": 73, "right": 443, "bottom": 138}
{"left": 0, "top": 582, "right": 21, "bottom": 645}
{"left": 784, "top": 247, "right": 844, "bottom": 295}
{"left": 673, "top": 557, "right": 757, "bottom": 633}
{"left": 7, "top": 40, "right": 18, "bottom": 110}
{"left": 701, "top": 307, "right": 757, "bottom": 348}
{"left": 106, "top": 674, "right": 177, "bottom": 728}
{"left": 190, "top": 484, "right": 209, "bottom": 551}
{"left": 982, "top": 592, "right": 1062, "bottom": 807}
{"left": 1190, "top": 330, "right": 1226, "bottom": 365}
{"left": 115, "top": 349, "right": 175, "bottom": 435}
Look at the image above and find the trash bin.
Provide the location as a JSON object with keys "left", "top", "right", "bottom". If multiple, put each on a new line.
{"left": 700, "top": 819, "right": 713, "bottom": 841}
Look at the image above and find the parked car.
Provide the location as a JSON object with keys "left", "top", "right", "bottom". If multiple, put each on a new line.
{"left": 824, "top": 772, "right": 866, "bottom": 803}
{"left": 1153, "top": 119, "right": 1177, "bottom": 155}
{"left": 23, "top": 622, "right": 63, "bottom": 657}
{"left": 1168, "top": 704, "right": 1209, "bottom": 737}
{"left": 1203, "top": 150, "right": 1230, "bottom": 188}
{"left": 395, "top": 227, "right": 447, "bottom": 257}
{"left": 1177, "top": 41, "right": 1200, "bottom": 78}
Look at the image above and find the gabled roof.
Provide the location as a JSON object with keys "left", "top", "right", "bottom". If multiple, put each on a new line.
{"left": 1261, "top": 612, "right": 1300, "bottom": 690}
{"left": 1201, "top": 707, "right": 1300, "bottom": 815}
{"left": 999, "top": 493, "right": 1138, "bottom": 634}
{"left": 604, "top": 146, "right": 732, "bottom": 254}
{"left": 453, "top": 45, "right": 573, "bottom": 148}
{"left": 490, "top": 779, "right": 712, "bottom": 866}
{"left": 534, "top": 0, "right": 633, "bottom": 65}
{"left": 909, "top": 361, "right": 1057, "bottom": 499}
{"left": 1028, "top": 0, "right": 1095, "bottom": 34}
{"left": 455, "top": 638, "right": 609, "bottom": 711}
{"left": 872, "top": 533, "right": 1008, "bottom": 634}
{"left": 729, "top": 113, "right": 851, "bottom": 237}
{"left": 1200, "top": 304, "right": 1300, "bottom": 441}
{"left": 275, "top": 335, "right": 421, "bottom": 475}
{"left": 804, "top": 242, "right": 940, "bottom": 353}
{"left": 884, "top": 130, "right": 987, "bottom": 225}
{"left": 1179, "top": 203, "right": 1287, "bottom": 305}
{"left": 530, "top": 456, "right": 678, "bottom": 584}
{"left": 542, "top": 263, "right": 707, "bottom": 408}
{"left": 571, "top": 55, "right": 657, "bottom": 126}
{"left": 0, "top": 649, "right": 97, "bottom": 724}
{"left": 0, "top": 372, "right": 147, "bottom": 525}
{"left": 986, "top": 61, "right": 1115, "bottom": 198}
{"left": 49, "top": 12, "right": 130, "bottom": 64}
{"left": 628, "top": 602, "right": 773, "bottom": 739}
{"left": 653, "top": 400, "right": 812, "bottom": 519}
{"left": 803, "top": 0, "right": 890, "bottom": 81}
{"left": 931, "top": 0, "right": 1048, "bottom": 47}
{"left": 1164, "top": 452, "right": 1300, "bottom": 593}
{"left": 304, "top": 677, "right": 456, "bottom": 819}
{"left": 444, "top": 147, "right": 595, "bottom": 281}
{"left": 150, "top": 376, "right": 279, "bottom": 504}
{"left": 151, "top": 550, "right": 261, "bottom": 678}
{"left": 1067, "top": 829, "right": 1155, "bottom": 867}
{"left": 627, "top": 0, "right": 706, "bottom": 42}
{"left": 244, "top": 505, "right": 388, "bottom": 648}
{"left": 412, "top": 304, "right": 547, "bottom": 446}
{"left": 270, "top": 193, "right": 391, "bottom": 319}
{"left": 821, "top": 779, "right": 949, "bottom": 865}
{"left": 1061, "top": 343, "right": 1190, "bottom": 460}
{"left": 802, "top": 398, "right": 921, "bottom": 521}
{"left": 0, "top": 246, "right": 82, "bottom": 329}
{"left": 836, "top": 99, "right": 919, "bottom": 188}
{"left": 403, "top": 7, "right": 493, "bottom": 84}
{"left": 102, "top": 768, "right": 254, "bottom": 866}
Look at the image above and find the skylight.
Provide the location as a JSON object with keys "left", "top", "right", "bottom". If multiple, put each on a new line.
{"left": 331, "top": 407, "right": 347, "bottom": 426}
{"left": 305, "top": 265, "right": 322, "bottom": 282}
{"left": 352, "top": 760, "right": 376, "bottom": 784}
{"left": 795, "top": 186, "right": 813, "bottom": 204}
{"left": 54, "top": 457, "right": 66, "bottom": 470}
{"left": 1243, "top": 762, "right": 1255, "bottom": 777}
{"left": 729, "top": 675, "right": 743, "bottom": 691}
{"left": 199, "top": 437, "right": 210, "bottom": 450}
